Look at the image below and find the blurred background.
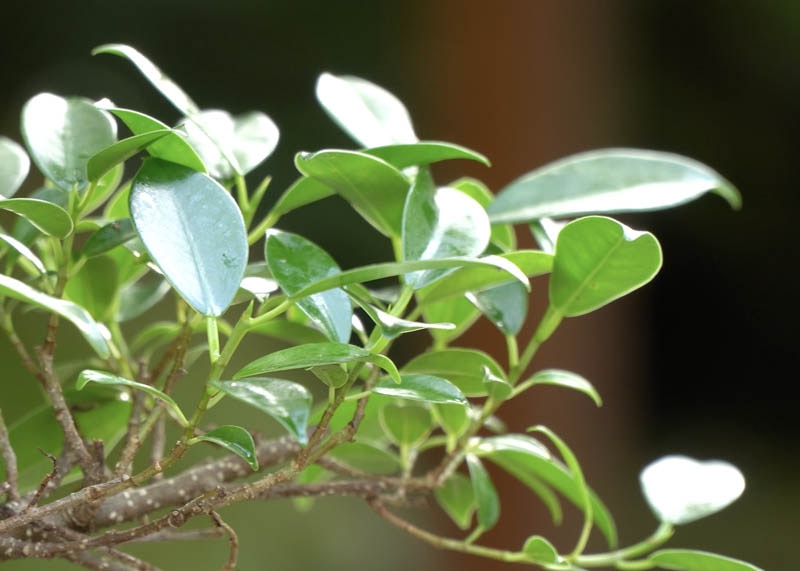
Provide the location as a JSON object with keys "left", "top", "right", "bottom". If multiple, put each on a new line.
{"left": 1, "top": 1, "right": 796, "bottom": 569}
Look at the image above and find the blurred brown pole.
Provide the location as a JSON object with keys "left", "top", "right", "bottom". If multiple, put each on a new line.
{"left": 412, "top": 2, "right": 650, "bottom": 567}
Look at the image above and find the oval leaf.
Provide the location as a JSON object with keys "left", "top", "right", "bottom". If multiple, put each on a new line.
{"left": 0, "top": 274, "right": 109, "bottom": 358}
{"left": 265, "top": 229, "right": 351, "bottom": 343}
{"left": 649, "top": 549, "right": 764, "bottom": 571}
{"left": 194, "top": 425, "right": 258, "bottom": 471}
{"left": 550, "top": 216, "right": 662, "bottom": 317}
{"left": 402, "top": 349, "right": 506, "bottom": 397}
{"left": 466, "top": 453, "right": 500, "bottom": 531}
{"left": 0, "top": 197, "right": 73, "bottom": 238}
{"left": 487, "top": 148, "right": 742, "bottom": 224}
{"left": 86, "top": 130, "right": 172, "bottom": 182}
{"left": 435, "top": 472, "right": 476, "bottom": 530}
{"left": 82, "top": 218, "right": 136, "bottom": 257}
{"left": 522, "top": 536, "right": 560, "bottom": 564}
{"left": 21, "top": 93, "right": 117, "bottom": 191}
{"left": 0, "top": 136, "right": 29, "bottom": 197}
{"left": 467, "top": 280, "right": 528, "bottom": 335}
{"left": 380, "top": 403, "right": 432, "bottom": 447}
{"left": 210, "top": 378, "right": 311, "bottom": 444}
{"left": 130, "top": 158, "right": 248, "bottom": 316}
{"left": 640, "top": 455, "right": 746, "bottom": 525}
{"left": 316, "top": 72, "right": 417, "bottom": 148}
{"left": 373, "top": 374, "right": 468, "bottom": 405}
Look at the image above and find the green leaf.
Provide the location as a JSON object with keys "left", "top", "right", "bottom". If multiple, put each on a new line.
{"left": 435, "top": 472, "right": 476, "bottom": 530}
{"left": 487, "top": 148, "right": 742, "bottom": 224}
{"left": 422, "top": 295, "right": 481, "bottom": 346}
{"left": 649, "top": 550, "right": 764, "bottom": 571}
{"left": 325, "top": 441, "right": 400, "bottom": 474}
{"left": 93, "top": 44, "right": 200, "bottom": 116}
{"left": 0, "top": 136, "right": 29, "bottom": 197}
{"left": 209, "top": 378, "right": 312, "bottom": 444}
{"left": 235, "top": 342, "right": 401, "bottom": 385}
{"left": 476, "top": 434, "right": 617, "bottom": 547}
{"left": 521, "top": 369, "right": 602, "bottom": 406}
{"left": 316, "top": 72, "right": 417, "bottom": 147}
{"left": 86, "top": 130, "right": 172, "bottom": 182}
{"left": 82, "top": 218, "right": 136, "bottom": 257}
{"left": 433, "top": 403, "right": 470, "bottom": 439}
{"left": 466, "top": 453, "right": 500, "bottom": 531}
{"left": 522, "top": 536, "right": 560, "bottom": 564}
{"left": 640, "top": 455, "right": 746, "bottom": 525}
{"left": 64, "top": 255, "right": 119, "bottom": 322}
{"left": 467, "top": 280, "right": 528, "bottom": 335}
{"left": 0, "top": 233, "right": 46, "bottom": 274}
{"left": 351, "top": 298, "right": 454, "bottom": 339}
{"left": 402, "top": 175, "right": 491, "bottom": 289}
{"left": 193, "top": 425, "right": 258, "bottom": 471}
{"left": 265, "top": 229, "right": 351, "bottom": 343}
{"left": 550, "top": 216, "right": 662, "bottom": 317}
{"left": 21, "top": 93, "right": 117, "bottom": 191}
{"left": 373, "top": 374, "right": 468, "bottom": 405}
{"left": 0, "top": 274, "right": 109, "bottom": 357}
{"left": 268, "top": 175, "right": 336, "bottom": 220}
{"left": 295, "top": 150, "right": 409, "bottom": 238}
{"left": 0, "top": 197, "right": 73, "bottom": 238}
{"left": 103, "top": 106, "right": 206, "bottom": 172}
{"left": 180, "top": 109, "right": 279, "bottom": 180}
{"left": 380, "top": 403, "right": 432, "bottom": 447}
{"left": 365, "top": 141, "right": 490, "bottom": 169}
{"left": 402, "top": 349, "right": 506, "bottom": 397}
{"left": 76, "top": 369, "right": 188, "bottom": 427}
{"left": 117, "top": 277, "right": 170, "bottom": 322}
{"left": 130, "top": 158, "right": 248, "bottom": 316}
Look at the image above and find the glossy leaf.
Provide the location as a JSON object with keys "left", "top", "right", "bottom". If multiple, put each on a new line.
{"left": 130, "top": 158, "right": 248, "bottom": 316}
{"left": 76, "top": 369, "right": 189, "bottom": 427}
{"left": 87, "top": 130, "right": 173, "bottom": 183}
{"left": 421, "top": 294, "right": 481, "bottom": 346}
{"left": 269, "top": 175, "right": 335, "bottom": 220}
{"left": 210, "top": 378, "right": 312, "bottom": 444}
{"left": 265, "top": 229, "right": 351, "bottom": 343}
{"left": 180, "top": 109, "right": 279, "bottom": 179}
{"left": 487, "top": 148, "right": 742, "bottom": 224}
{"left": 0, "top": 274, "right": 109, "bottom": 358}
{"left": 380, "top": 403, "right": 432, "bottom": 447}
{"left": 21, "top": 93, "right": 117, "bottom": 191}
{"left": 0, "top": 198, "right": 73, "bottom": 238}
{"left": 295, "top": 150, "right": 409, "bottom": 238}
{"left": 353, "top": 299, "right": 454, "bottom": 339}
{"left": 451, "top": 177, "right": 515, "bottom": 251}
{"left": 521, "top": 369, "right": 602, "bottom": 406}
{"left": 234, "top": 342, "right": 401, "bottom": 385}
{"left": 0, "top": 136, "right": 29, "bottom": 197}
{"left": 373, "top": 374, "right": 468, "bottom": 405}
{"left": 116, "top": 277, "right": 170, "bottom": 322}
{"left": 649, "top": 549, "right": 764, "bottom": 571}
{"left": 64, "top": 256, "right": 118, "bottom": 322}
{"left": 316, "top": 72, "right": 417, "bottom": 148}
{"left": 93, "top": 44, "right": 200, "bottom": 116}
{"left": 402, "top": 177, "right": 491, "bottom": 289}
{"left": 467, "top": 280, "right": 528, "bottom": 335}
{"left": 194, "top": 425, "right": 258, "bottom": 471}
{"left": 640, "top": 455, "right": 745, "bottom": 525}
{"left": 402, "top": 349, "right": 506, "bottom": 397}
{"left": 365, "top": 141, "right": 489, "bottom": 170}
{"left": 103, "top": 106, "right": 206, "bottom": 172}
{"left": 550, "top": 216, "right": 662, "bottom": 317}
{"left": 82, "top": 218, "right": 136, "bottom": 257}
{"left": 82, "top": 162, "right": 125, "bottom": 214}
{"left": 522, "top": 536, "right": 560, "bottom": 564}
{"left": 466, "top": 453, "right": 500, "bottom": 531}
{"left": 477, "top": 434, "right": 617, "bottom": 547}
{"left": 435, "top": 472, "right": 476, "bottom": 530}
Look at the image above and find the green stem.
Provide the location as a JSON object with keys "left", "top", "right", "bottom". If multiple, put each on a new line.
{"left": 510, "top": 304, "right": 563, "bottom": 383}
{"left": 574, "top": 522, "right": 674, "bottom": 567}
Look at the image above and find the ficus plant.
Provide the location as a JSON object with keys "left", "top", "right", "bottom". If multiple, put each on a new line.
{"left": 0, "top": 43, "right": 762, "bottom": 571}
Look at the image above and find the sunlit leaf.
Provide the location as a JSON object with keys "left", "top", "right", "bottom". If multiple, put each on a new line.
{"left": 550, "top": 216, "right": 662, "bottom": 317}
{"left": 365, "top": 141, "right": 489, "bottom": 169}
{"left": 193, "top": 425, "right": 258, "bottom": 471}
{"left": 520, "top": 369, "right": 602, "bottom": 406}
{"left": 130, "top": 158, "right": 247, "bottom": 316}
{"left": 402, "top": 349, "right": 506, "bottom": 397}
{"left": 86, "top": 130, "right": 172, "bottom": 182}
{"left": 373, "top": 374, "right": 468, "bottom": 405}
{"left": 210, "top": 378, "right": 312, "bottom": 444}
{"left": 0, "top": 233, "right": 46, "bottom": 274}
{"left": 649, "top": 549, "right": 764, "bottom": 571}
{"left": 316, "top": 72, "right": 417, "bottom": 148}
{"left": 467, "top": 280, "right": 528, "bottom": 335}
{"left": 487, "top": 148, "right": 742, "bottom": 224}
{"left": 0, "top": 197, "right": 73, "bottom": 238}
{"left": 0, "top": 136, "right": 29, "bottom": 197}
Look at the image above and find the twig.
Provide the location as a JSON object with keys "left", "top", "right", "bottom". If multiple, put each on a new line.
{"left": 24, "top": 449, "right": 59, "bottom": 510}
{"left": 0, "top": 407, "right": 19, "bottom": 500}
{"left": 209, "top": 510, "right": 238, "bottom": 571}
{"left": 115, "top": 390, "right": 147, "bottom": 478}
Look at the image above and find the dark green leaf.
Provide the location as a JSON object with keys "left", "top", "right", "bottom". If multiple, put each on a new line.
{"left": 193, "top": 425, "right": 258, "bottom": 471}
{"left": 82, "top": 218, "right": 136, "bottom": 257}
{"left": 21, "top": 93, "right": 117, "bottom": 191}
{"left": 365, "top": 141, "right": 489, "bottom": 169}
{"left": 649, "top": 550, "right": 764, "bottom": 571}
{"left": 86, "top": 130, "right": 172, "bottom": 182}
{"left": 130, "top": 158, "right": 248, "bottom": 316}
{"left": 0, "top": 197, "right": 73, "bottom": 238}
{"left": 521, "top": 369, "right": 602, "bottom": 406}
{"left": 295, "top": 150, "right": 409, "bottom": 237}
{"left": 210, "top": 378, "right": 312, "bottom": 444}
{"left": 316, "top": 72, "right": 417, "bottom": 147}
{"left": 373, "top": 374, "right": 467, "bottom": 405}
{"left": 487, "top": 148, "right": 742, "bottom": 224}
{"left": 466, "top": 453, "right": 500, "bottom": 531}
{"left": 265, "top": 229, "right": 351, "bottom": 343}
{"left": 0, "top": 274, "right": 109, "bottom": 358}
{"left": 550, "top": 216, "right": 662, "bottom": 317}
{"left": 0, "top": 136, "right": 29, "bottom": 197}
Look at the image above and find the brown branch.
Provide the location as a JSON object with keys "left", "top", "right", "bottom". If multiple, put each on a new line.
{"left": 0, "top": 408, "right": 19, "bottom": 501}
{"left": 209, "top": 510, "right": 238, "bottom": 571}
